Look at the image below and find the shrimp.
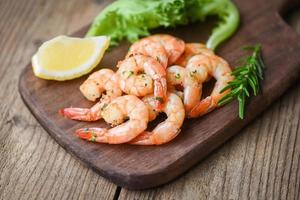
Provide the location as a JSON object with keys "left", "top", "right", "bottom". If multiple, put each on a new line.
{"left": 166, "top": 65, "right": 186, "bottom": 99}
{"left": 186, "top": 54, "right": 233, "bottom": 118}
{"left": 146, "top": 34, "right": 185, "bottom": 65}
{"left": 169, "top": 44, "right": 213, "bottom": 111}
{"left": 59, "top": 101, "right": 105, "bottom": 121}
{"left": 130, "top": 93, "right": 185, "bottom": 145}
{"left": 76, "top": 95, "right": 149, "bottom": 144}
{"left": 166, "top": 64, "right": 206, "bottom": 112}
{"left": 117, "top": 55, "right": 167, "bottom": 110}
{"left": 79, "top": 69, "right": 122, "bottom": 102}
{"left": 59, "top": 69, "right": 122, "bottom": 121}
{"left": 175, "top": 43, "right": 214, "bottom": 66}
{"left": 127, "top": 37, "right": 168, "bottom": 68}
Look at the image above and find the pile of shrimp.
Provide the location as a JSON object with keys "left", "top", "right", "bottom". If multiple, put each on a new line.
{"left": 60, "top": 34, "right": 233, "bottom": 145}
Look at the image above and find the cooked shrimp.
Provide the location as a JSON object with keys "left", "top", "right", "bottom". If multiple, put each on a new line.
{"left": 130, "top": 93, "right": 185, "bottom": 145}
{"left": 141, "top": 95, "right": 160, "bottom": 122}
{"left": 166, "top": 64, "right": 205, "bottom": 112}
{"left": 146, "top": 34, "right": 185, "bottom": 65}
{"left": 76, "top": 95, "right": 149, "bottom": 144}
{"left": 117, "top": 55, "right": 167, "bottom": 110}
{"left": 79, "top": 69, "right": 122, "bottom": 102}
{"left": 186, "top": 54, "right": 233, "bottom": 118}
{"left": 184, "top": 59, "right": 209, "bottom": 113}
{"left": 59, "top": 101, "right": 105, "bottom": 121}
{"left": 175, "top": 43, "right": 214, "bottom": 66}
{"left": 59, "top": 69, "right": 122, "bottom": 121}
{"left": 167, "top": 65, "right": 186, "bottom": 91}
{"left": 127, "top": 37, "right": 168, "bottom": 68}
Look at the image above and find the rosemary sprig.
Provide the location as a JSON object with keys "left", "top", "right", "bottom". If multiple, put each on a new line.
{"left": 218, "top": 44, "right": 265, "bottom": 119}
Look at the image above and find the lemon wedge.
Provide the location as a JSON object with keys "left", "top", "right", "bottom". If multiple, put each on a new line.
{"left": 32, "top": 35, "right": 110, "bottom": 81}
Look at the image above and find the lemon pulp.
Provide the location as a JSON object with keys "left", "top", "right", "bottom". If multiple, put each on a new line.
{"left": 32, "top": 35, "right": 110, "bottom": 81}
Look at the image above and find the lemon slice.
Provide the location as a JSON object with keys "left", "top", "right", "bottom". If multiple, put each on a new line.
{"left": 32, "top": 35, "right": 110, "bottom": 81}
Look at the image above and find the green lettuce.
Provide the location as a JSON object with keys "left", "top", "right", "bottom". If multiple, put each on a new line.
{"left": 186, "top": 0, "right": 240, "bottom": 50}
{"left": 87, "top": 0, "right": 239, "bottom": 50}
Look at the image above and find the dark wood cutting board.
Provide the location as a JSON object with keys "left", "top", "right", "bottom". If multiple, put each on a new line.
{"left": 18, "top": 0, "right": 300, "bottom": 189}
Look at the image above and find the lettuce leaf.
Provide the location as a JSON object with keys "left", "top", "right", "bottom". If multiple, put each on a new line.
{"left": 87, "top": 0, "right": 239, "bottom": 50}
{"left": 87, "top": 0, "right": 188, "bottom": 46}
{"left": 186, "top": 0, "right": 240, "bottom": 50}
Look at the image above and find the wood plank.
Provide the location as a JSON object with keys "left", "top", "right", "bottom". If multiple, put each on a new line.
{"left": 18, "top": 0, "right": 300, "bottom": 189}
{"left": 119, "top": 84, "right": 300, "bottom": 199}
{"left": 0, "top": 0, "right": 117, "bottom": 200}
{"left": 2, "top": 0, "right": 300, "bottom": 198}
{"left": 119, "top": 6, "right": 300, "bottom": 200}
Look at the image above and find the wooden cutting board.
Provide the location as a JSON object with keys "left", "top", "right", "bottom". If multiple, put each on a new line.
{"left": 18, "top": 0, "right": 300, "bottom": 189}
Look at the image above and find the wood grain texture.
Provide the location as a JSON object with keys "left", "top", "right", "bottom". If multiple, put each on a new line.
{"left": 18, "top": 0, "right": 300, "bottom": 190}
{"left": 120, "top": 3, "right": 300, "bottom": 199}
{"left": 119, "top": 84, "right": 300, "bottom": 200}
{"left": 0, "top": 0, "right": 117, "bottom": 200}
{"left": 0, "top": 0, "right": 300, "bottom": 199}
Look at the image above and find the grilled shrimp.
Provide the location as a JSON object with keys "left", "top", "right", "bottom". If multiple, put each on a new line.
{"left": 186, "top": 54, "right": 233, "bottom": 118}
{"left": 146, "top": 34, "right": 185, "bottom": 65}
{"left": 117, "top": 55, "right": 167, "bottom": 110}
{"left": 175, "top": 43, "right": 214, "bottom": 66}
{"left": 127, "top": 37, "right": 168, "bottom": 68}
{"left": 59, "top": 69, "right": 122, "bottom": 121}
{"left": 76, "top": 95, "right": 149, "bottom": 144}
{"left": 130, "top": 93, "right": 185, "bottom": 145}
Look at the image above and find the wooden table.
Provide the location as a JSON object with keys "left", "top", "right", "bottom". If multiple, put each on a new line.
{"left": 0, "top": 0, "right": 299, "bottom": 199}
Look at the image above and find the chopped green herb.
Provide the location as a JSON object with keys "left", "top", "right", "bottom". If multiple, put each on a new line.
{"left": 155, "top": 97, "right": 164, "bottom": 103}
{"left": 101, "top": 103, "right": 108, "bottom": 111}
{"left": 156, "top": 56, "right": 160, "bottom": 63}
{"left": 90, "top": 136, "right": 96, "bottom": 142}
{"left": 128, "top": 71, "right": 134, "bottom": 77}
{"left": 189, "top": 70, "right": 197, "bottom": 77}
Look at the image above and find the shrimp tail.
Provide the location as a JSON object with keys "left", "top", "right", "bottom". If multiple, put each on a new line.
{"left": 129, "top": 131, "right": 154, "bottom": 145}
{"left": 59, "top": 108, "right": 102, "bottom": 121}
{"left": 188, "top": 96, "right": 215, "bottom": 118}
{"left": 76, "top": 127, "right": 107, "bottom": 142}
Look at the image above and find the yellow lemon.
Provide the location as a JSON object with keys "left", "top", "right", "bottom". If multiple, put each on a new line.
{"left": 32, "top": 35, "right": 110, "bottom": 81}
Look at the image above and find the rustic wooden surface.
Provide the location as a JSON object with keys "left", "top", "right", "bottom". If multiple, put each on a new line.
{"left": 0, "top": 0, "right": 299, "bottom": 199}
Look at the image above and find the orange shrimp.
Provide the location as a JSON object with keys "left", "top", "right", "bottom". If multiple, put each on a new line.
{"left": 59, "top": 69, "right": 122, "bottom": 121}
{"left": 117, "top": 55, "right": 167, "bottom": 110}
{"left": 186, "top": 54, "right": 233, "bottom": 118}
{"left": 175, "top": 43, "right": 214, "bottom": 66}
{"left": 130, "top": 93, "right": 185, "bottom": 145}
{"left": 127, "top": 37, "right": 168, "bottom": 68}
{"left": 76, "top": 95, "right": 149, "bottom": 144}
{"left": 79, "top": 69, "right": 121, "bottom": 102}
{"left": 146, "top": 34, "right": 185, "bottom": 65}
{"left": 166, "top": 64, "right": 206, "bottom": 113}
